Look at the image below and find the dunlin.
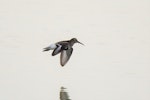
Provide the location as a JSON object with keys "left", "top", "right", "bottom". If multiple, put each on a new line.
{"left": 43, "top": 38, "right": 84, "bottom": 66}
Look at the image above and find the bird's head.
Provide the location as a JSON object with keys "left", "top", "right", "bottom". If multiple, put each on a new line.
{"left": 71, "top": 38, "right": 84, "bottom": 45}
{"left": 61, "top": 87, "right": 66, "bottom": 90}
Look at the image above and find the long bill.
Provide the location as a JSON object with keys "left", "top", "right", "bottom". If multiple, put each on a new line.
{"left": 77, "top": 41, "right": 84, "bottom": 45}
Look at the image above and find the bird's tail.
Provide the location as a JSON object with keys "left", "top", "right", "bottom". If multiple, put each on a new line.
{"left": 43, "top": 44, "right": 57, "bottom": 52}
{"left": 43, "top": 47, "right": 51, "bottom": 52}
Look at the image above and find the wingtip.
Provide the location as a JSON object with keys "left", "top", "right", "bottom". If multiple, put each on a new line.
{"left": 60, "top": 62, "right": 66, "bottom": 67}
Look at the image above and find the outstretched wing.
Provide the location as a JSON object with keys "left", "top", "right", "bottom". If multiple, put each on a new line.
{"left": 52, "top": 41, "right": 69, "bottom": 56}
{"left": 60, "top": 48, "right": 73, "bottom": 66}
{"left": 52, "top": 44, "right": 62, "bottom": 56}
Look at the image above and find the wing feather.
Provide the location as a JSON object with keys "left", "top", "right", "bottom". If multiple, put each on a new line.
{"left": 60, "top": 48, "right": 73, "bottom": 66}
{"left": 52, "top": 44, "right": 62, "bottom": 56}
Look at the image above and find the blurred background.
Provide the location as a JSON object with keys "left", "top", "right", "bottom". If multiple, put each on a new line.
{"left": 0, "top": 0, "right": 150, "bottom": 100}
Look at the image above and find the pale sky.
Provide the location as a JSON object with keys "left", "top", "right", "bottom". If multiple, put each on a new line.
{"left": 0, "top": 0, "right": 150, "bottom": 100}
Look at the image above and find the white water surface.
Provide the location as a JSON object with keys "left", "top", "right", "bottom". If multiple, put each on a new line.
{"left": 0, "top": 0, "right": 150, "bottom": 100}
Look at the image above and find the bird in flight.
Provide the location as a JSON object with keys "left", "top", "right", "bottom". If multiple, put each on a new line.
{"left": 43, "top": 38, "right": 84, "bottom": 66}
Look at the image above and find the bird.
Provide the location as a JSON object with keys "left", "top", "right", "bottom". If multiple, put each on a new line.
{"left": 43, "top": 38, "right": 84, "bottom": 66}
{"left": 60, "top": 87, "right": 71, "bottom": 100}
